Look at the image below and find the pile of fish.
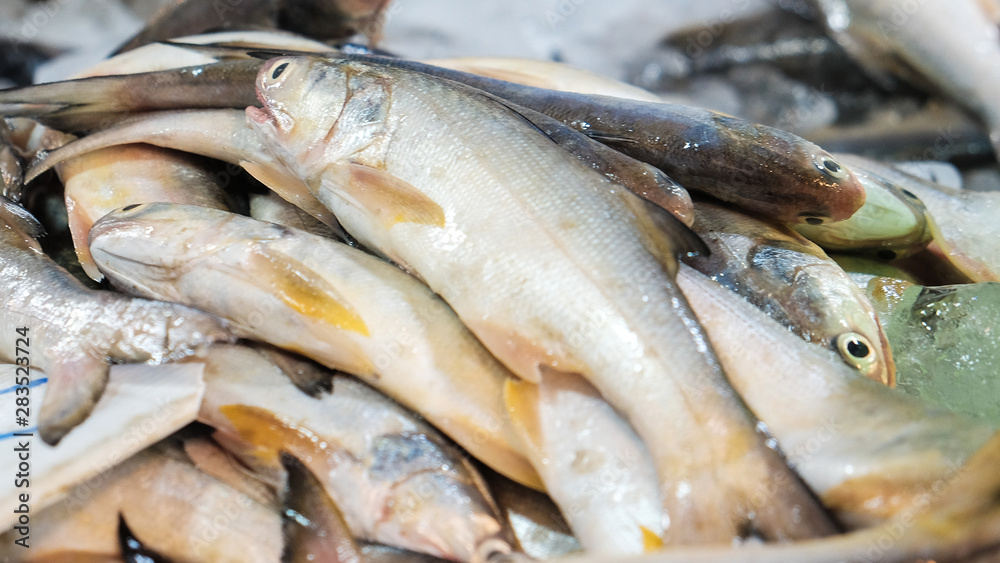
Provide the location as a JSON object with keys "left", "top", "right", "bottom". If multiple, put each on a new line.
{"left": 0, "top": 0, "right": 999, "bottom": 561}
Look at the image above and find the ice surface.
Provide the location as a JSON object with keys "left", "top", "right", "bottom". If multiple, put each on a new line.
{"left": 888, "top": 283, "right": 1000, "bottom": 426}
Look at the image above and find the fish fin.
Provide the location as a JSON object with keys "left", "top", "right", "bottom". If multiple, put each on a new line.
{"left": 502, "top": 379, "right": 544, "bottom": 452}
{"left": 258, "top": 346, "right": 333, "bottom": 398}
{"left": 38, "top": 352, "right": 111, "bottom": 445}
{"left": 0, "top": 195, "right": 45, "bottom": 253}
{"left": 464, "top": 320, "right": 591, "bottom": 384}
{"left": 64, "top": 193, "right": 104, "bottom": 282}
{"left": 640, "top": 525, "right": 664, "bottom": 552}
{"left": 320, "top": 161, "right": 446, "bottom": 229}
{"left": 621, "top": 190, "right": 709, "bottom": 276}
{"left": 239, "top": 159, "right": 338, "bottom": 227}
{"left": 584, "top": 131, "right": 640, "bottom": 145}
{"left": 280, "top": 452, "right": 362, "bottom": 563}
{"left": 244, "top": 245, "right": 370, "bottom": 336}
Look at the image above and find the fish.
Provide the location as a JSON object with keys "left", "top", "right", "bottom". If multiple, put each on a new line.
{"left": 5, "top": 40, "right": 863, "bottom": 224}
{"left": 59, "top": 144, "right": 230, "bottom": 281}
{"left": 810, "top": 0, "right": 1000, "bottom": 160}
{"left": 0, "top": 142, "right": 22, "bottom": 203}
{"left": 24, "top": 109, "right": 337, "bottom": 228}
{"left": 308, "top": 52, "right": 866, "bottom": 224}
{"left": 422, "top": 57, "right": 667, "bottom": 102}
{"left": 503, "top": 370, "right": 664, "bottom": 555}
{"left": 115, "top": 0, "right": 279, "bottom": 54}
{"left": 194, "top": 344, "right": 515, "bottom": 562}
{"left": 791, "top": 162, "right": 932, "bottom": 260}
{"left": 483, "top": 471, "right": 582, "bottom": 560}
{"left": 0, "top": 59, "right": 264, "bottom": 133}
{"left": 248, "top": 55, "right": 837, "bottom": 544}
{"left": 280, "top": 452, "right": 364, "bottom": 563}
{"left": 677, "top": 264, "right": 999, "bottom": 529}
{"left": 0, "top": 441, "right": 285, "bottom": 563}
{"left": 838, "top": 153, "right": 1000, "bottom": 283}
{"left": 88, "top": 202, "right": 541, "bottom": 490}
{"left": 0, "top": 197, "right": 231, "bottom": 445}
{"left": 116, "top": 0, "right": 392, "bottom": 53}
{"left": 684, "top": 200, "right": 894, "bottom": 385}
{"left": 23, "top": 87, "right": 694, "bottom": 227}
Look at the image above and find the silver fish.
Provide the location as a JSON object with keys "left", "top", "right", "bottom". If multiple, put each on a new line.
{"left": 248, "top": 55, "right": 836, "bottom": 544}
{"left": 0, "top": 197, "right": 231, "bottom": 444}
{"left": 88, "top": 202, "right": 541, "bottom": 490}
{"left": 685, "top": 200, "right": 895, "bottom": 386}
{"left": 196, "top": 344, "right": 514, "bottom": 562}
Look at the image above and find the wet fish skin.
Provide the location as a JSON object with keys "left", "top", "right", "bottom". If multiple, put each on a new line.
{"left": 503, "top": 370, "right": 663, "bottom": 555}
{"left": 307, "top": 51, "right": 865, "bottom": 224}
{"left": 24, "top": 108, "right": 338, "bottom": 229}
{"left": 0, "top": 442, "right": 285, "bottom": 563}
{"left": 685, "top": 200, "right": 894, "bottom": 386}
{"left": 5, "top": 42, "right": 861, "bottom": 224}
{"left": 423, "top": 57, "right": 666, "bottom": 103}
{"left": 678, "top": 264, "right": 998, "bottom": 529}
{"left": 195, "top": 344, "right": 514, "bottom": 562}
{"left": 0, "top": 200, "right": 231, "bottom": 445}
{"left": 0, "top": 59, "right": 264, "bottom": 133}
{"left": 249, "top": 55, "right": 837, "bottom": 544}
{"left": 88, "top": 202, "right": 541, "bottom": 490}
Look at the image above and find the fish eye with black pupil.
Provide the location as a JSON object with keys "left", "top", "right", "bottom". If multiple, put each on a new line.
{"left": 814, "top": 154, "right": 847, "bottom": 180}
{"left": 272, "top": 62, "right": 289, "bottom": 80}
{"left": 835, "top": 332, "right": 877, "bottom": 373}
{"left": 877, "top": 250, "right": 897, "bottom": 261}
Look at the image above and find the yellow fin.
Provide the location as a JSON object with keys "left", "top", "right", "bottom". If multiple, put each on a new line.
{"left": 240, "top": 159, "right": 337, "bottom": 228}
{"left": 640, "top": 525, "right": 663, "bottom": 552}
{"left": 502, "top": 379, "right": 544, "bottom": 453}
{"left": 247, "top": 246, "right": 370, "bottom": 336}
{"left": 322, "top": 162, "right": 446, "bottom": 229}
{"left": 219, "top": 404, "right": 333, "bottom": 462}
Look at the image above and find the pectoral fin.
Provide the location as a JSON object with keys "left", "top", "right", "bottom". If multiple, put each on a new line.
{"left": 38, "top": 352, "right": 110, "bottom": 445}
{"left": 245, "top": 245, "right": 370, "bottom": 336}
{"left": 321, "top": 162, "right": 446, "bottom": 230}
{"left": 240, "top": 159, "right": 339, "bottom": 228}
{"left": 502, "top": 379, "right": 544, "bottom": 453}
{"left": 622, "top": 190, "right": 708, "bottom": 277}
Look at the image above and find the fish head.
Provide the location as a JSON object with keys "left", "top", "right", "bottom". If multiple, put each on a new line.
{"left": 726, "top": 118, "right": 866, "bottom": 224}
{"left": 793, "top": 170, "right": 932, "bottom": 259}
{"left": 87, "top": 202, "right": 240, "bottom": 293}
{"left": 248, "top": 56, "right": 393, "bottom": 172}
{"left": 787, "top": 141, "right": 867, "bottom": 225}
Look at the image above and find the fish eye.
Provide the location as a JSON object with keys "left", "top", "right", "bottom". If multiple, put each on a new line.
{"left": 804, "top": 216, "right": 824, "bottom": 225}
{"left": 877, "top": 249, "right": 897, "bottom": 261}
{"left": 835, "top": 332, "right": 878, "bottom": 374}
{"left": 271, "top": 62, "right": 289, "bottom": 80}
{"left": 814, "top": 154, "right": 848, "bottom": 180}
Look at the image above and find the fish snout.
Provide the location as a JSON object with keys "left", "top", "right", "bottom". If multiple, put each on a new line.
{"left": 813, "top": 154, "right": 867, "bottom": 224}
